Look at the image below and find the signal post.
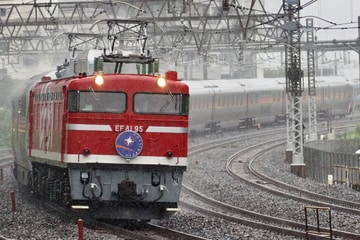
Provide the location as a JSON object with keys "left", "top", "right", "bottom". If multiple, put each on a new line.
{"left": 283, "top": 0, "right": 305, "bottom": 177}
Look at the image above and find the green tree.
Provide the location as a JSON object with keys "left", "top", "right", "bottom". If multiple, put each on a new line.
{"left": 347, "top": 123, "right": 360, "bottom": 140}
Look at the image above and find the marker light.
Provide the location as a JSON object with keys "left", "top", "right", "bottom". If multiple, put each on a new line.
{"left": 157, "top": 77, "right": 166, "bottom": 88}
{"left": 94, "top": 72, "right": 104, "bottom": 86}
{"left": 80, "top": 171, "right": 90, "bottom": 185}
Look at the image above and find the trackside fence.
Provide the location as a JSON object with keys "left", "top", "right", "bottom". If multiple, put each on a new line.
{"left": 303, "top": 140, "right": 360, "bottom": 190}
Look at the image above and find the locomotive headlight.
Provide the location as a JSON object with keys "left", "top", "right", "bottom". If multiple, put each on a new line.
{"left": 80, "top": 171, "right": 90, "bottom": 185}
{"left": 157, "top": 77, "right": 166, "bottom": 88}
{"left": 94, "top": 72, "right": 104, "bottom": 86}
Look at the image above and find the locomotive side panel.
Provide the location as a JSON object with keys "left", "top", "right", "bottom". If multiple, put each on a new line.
{"left": 11, "top": 75, "right": 47, "bottom": 186}
{"left": 11, "top": 92, "right": 32, "bottom": 185}
{"left": 30, "top": 83, "right": 65, "bottom": 162}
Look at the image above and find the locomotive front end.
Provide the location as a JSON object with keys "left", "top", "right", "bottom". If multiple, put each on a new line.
{"left": 65, "top": 72, "right": 189, "bottom": 220}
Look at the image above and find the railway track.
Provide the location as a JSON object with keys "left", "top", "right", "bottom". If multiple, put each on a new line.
{"left": 226, "top": 138, "right": 360, "bottom": 239}
{"left": 0, "top": 149, "right": 204, "bottom": 240}
{"left": 32, "top": 189, "right": 207, "bottom": 239}
{"left": 1, "top": 118, "right": 360, "bottom": 239}
{"left": 230, "top": 139, "right": 360, "bottom": 213}
{"left": 0, "top": 149, "right": 14, "bottom": 240}
{"left": 181, "top": 121, "right": 360, "bottom": 239}
{"left": 51, "top": 201, "right": 208, "bottom": 239}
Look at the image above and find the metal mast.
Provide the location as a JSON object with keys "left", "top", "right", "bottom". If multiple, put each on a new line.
{"left": 306, "top": 18, "right": 317, "bottom": 141}
{"left": 0, "top": 1, "right": 358, "bottom": 80}
{"left": 283, "top": 0, "right": 305, "bottom": 177}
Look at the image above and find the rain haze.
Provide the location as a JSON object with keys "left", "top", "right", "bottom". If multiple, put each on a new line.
{"left": 264, "top": 0, "right": 360, "bottom": 40}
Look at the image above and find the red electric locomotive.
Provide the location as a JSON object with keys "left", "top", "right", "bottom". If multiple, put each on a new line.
{"left": 11, "top": 48, "right": 189, "bottom": 220}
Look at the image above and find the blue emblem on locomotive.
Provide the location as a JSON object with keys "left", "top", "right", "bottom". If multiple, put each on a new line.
{"left": 115, "top": 131, "right": 143, "bottom": 159}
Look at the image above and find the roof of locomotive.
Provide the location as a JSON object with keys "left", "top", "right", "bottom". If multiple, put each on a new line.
{"left": 184, "top": 76, "right": 357, "bottom": 95}
{"left": 28, "top": 72, "right": 189, "bottom": 94}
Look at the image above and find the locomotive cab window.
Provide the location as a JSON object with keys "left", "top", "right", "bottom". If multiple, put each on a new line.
{"left": 68, "top": 90, "right": 126, "bottom": 113}
{"left": 134, "top": 93, "right": 189, "bottom": 115}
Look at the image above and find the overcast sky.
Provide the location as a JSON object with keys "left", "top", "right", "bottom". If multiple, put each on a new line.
{"left": 264, "top": 0, "right": 360, "bottom": 41}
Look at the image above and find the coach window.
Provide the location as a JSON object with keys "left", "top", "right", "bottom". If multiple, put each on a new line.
{"left": 134, "top": 93, "right": 189, "bottom": 115}
{"left": 68, "top": 91, "right": 126, "bottom": 113}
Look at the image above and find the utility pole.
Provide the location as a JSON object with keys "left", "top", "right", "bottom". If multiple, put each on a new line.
{"left": 306, "top": 18, "right": 317, "bottom": 141}
{"left": 283, "top": 0, "right": 305, "bottom": 177}
{"left": 358, "top": 16, "right": 360, "bottom": 89}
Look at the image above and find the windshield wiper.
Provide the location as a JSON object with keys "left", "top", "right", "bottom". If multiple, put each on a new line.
{"left": 89, "top": 87, "right": 99, "bottom": 102}
{"left": 159, "top": 89, "right": 177, "bottom": 113}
